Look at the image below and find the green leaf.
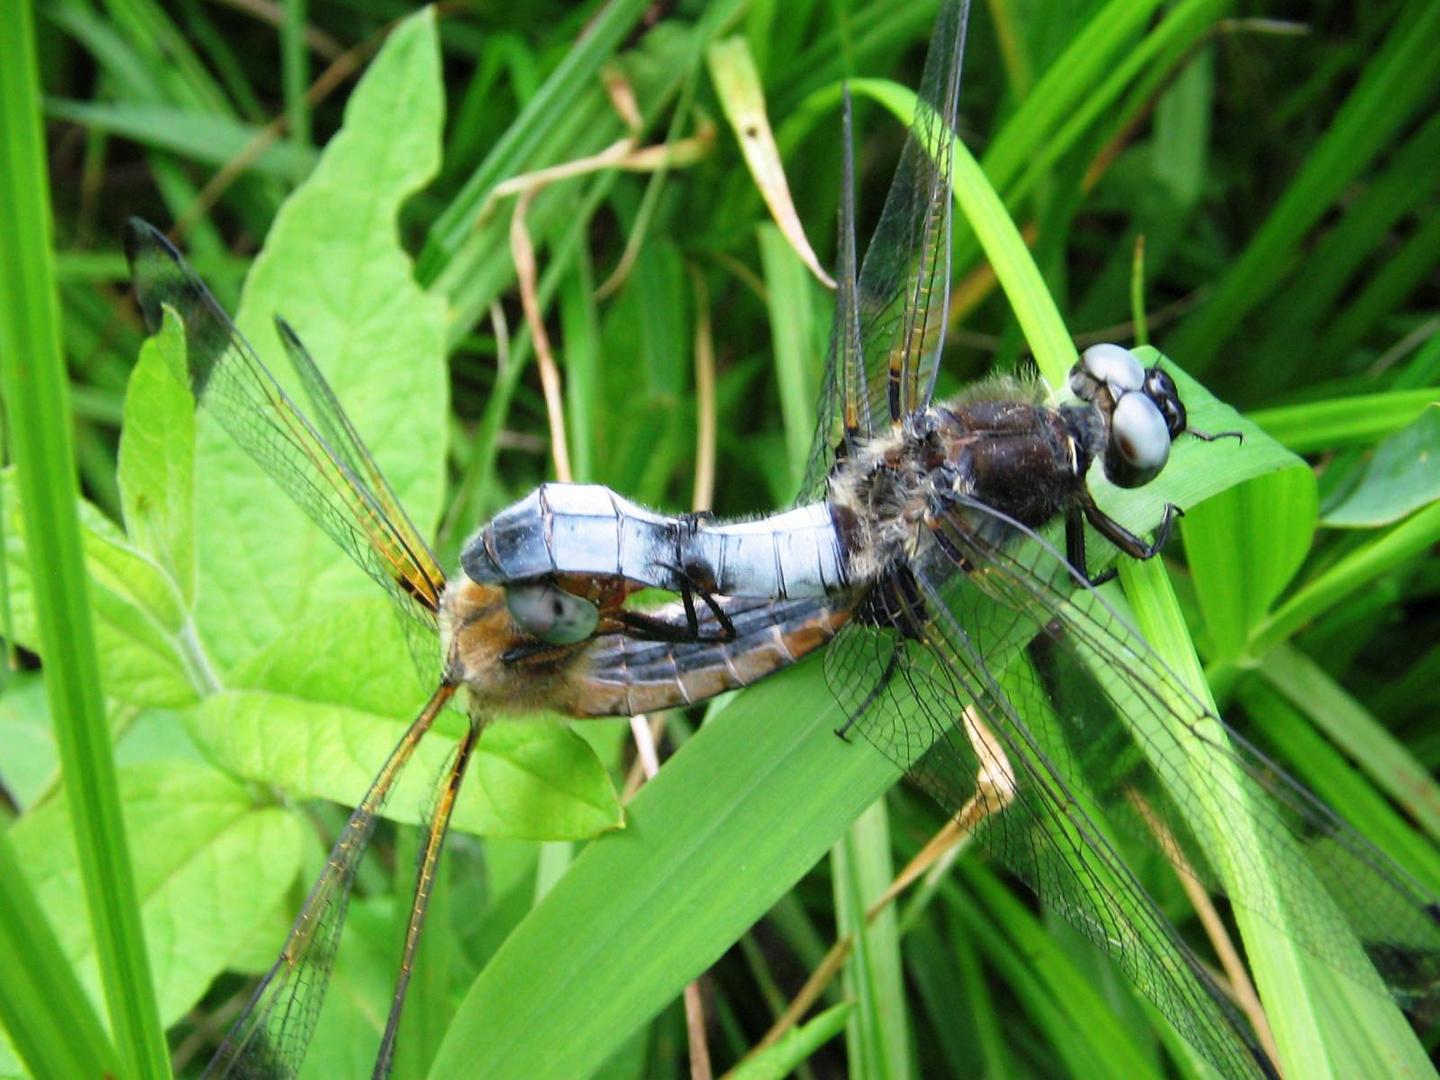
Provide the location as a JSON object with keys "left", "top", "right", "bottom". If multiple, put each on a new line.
{"left": 187, "top": 597, "right": 621, "bottom": 840}
{"left": 0, "top": 827, "right": 118, "bottom": 1080}
{"left": 833, "top": 801, "right": 911, "bottom": 1080}
{"left": 1256, "top": 647, "right": 1440, "bottom": 853}
{"left": 0, "top": 672, "right": 57, "bottom": 810}
{"left": 1321, "top": 407, "right": 1440, "bottom": 527}
{"left": 7, "top": 760, "right": 303, "bottom": 1026}
{"left": 1121, "top": 561, "right": 1434, "bottom": 1079}
{"left": 1250, "top": 388, "right": 1440, "bottom": 455}
{"left": 956, "top": 863, "right": 1163, "bottom": 1078}
{"left": 758, "top": 223, "right": 821, "bottom": 495}
{"left": 2, "top": 469, "right": 199, "bottom": 708}
{"left": 118, "top": 307, "right": 196, "bottom": 605}
{"left": 190, "top": 8, "right": 447, "bottom": 670}
{"left": 430, "top": 658, "right": 891, "bottom": 1080}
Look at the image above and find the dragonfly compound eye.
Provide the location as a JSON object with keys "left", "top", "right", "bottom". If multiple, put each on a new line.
{"left": 1142, "top": 367, "right": 1188, "bottom": 438}
{"left": 1072, "top": 343, "right": 1144, "bottom": 402}
{"left": 1104, "top": 391, "right": 1171, "bottom": 488}
{"left": 505, "top": 581, "right": 600, "bottom": 645}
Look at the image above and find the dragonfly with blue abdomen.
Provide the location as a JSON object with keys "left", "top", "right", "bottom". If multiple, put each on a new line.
{"left": 126, "top": 0, "right": 1439, "bottom": 1075}
{"left": 125, "top": 219, "right": 849, "bottom": 1079}
{"left": 458, "top": 1, "right": 1440, "bottom": 1075}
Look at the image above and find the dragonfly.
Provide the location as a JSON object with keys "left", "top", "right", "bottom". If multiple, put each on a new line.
{"left": 128, "top": 3, "right": 1437, "bottom": 1078}
{"left": 124, "top": 220, "right": 850, "bottom": 1078}
{"left": 458, "top": 1, "right": 1440, "bottom": 1076}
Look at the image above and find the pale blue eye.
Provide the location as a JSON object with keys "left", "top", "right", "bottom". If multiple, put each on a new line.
{"left": 1081, "top": 343, "right": 1144, "bottom": 392}
{"left": 1111, "top": 392, "right": 1170, "bottom": 475}
{"left": 505, "top": 582, "right": 599, "bottom": 645}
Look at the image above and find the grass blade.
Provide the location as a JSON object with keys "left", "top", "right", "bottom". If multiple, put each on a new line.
{"left": 0, "top": 6, "right": 168, "bottom": 1077}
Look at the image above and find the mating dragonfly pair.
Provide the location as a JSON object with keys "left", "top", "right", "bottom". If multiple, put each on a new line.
{"left": 126, "top": 1, "right": 1437, "bottom": 1076}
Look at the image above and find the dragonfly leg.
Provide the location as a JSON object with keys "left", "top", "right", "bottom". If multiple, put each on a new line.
{"left": 608, "top": 587, "right": 735, "bottom": 645}
{"left": 835, "top": 642, "right": 904, "bottom": 742}
{"left": 1077, "top": 494, "right": 1184, "bottom": 578}
{"left": 372, "top": 709, "right": 487, "bottom": 1080}
{"left": 1063, "top": 506, "right": 1114, "bottom": 586}
{"left": 630, "top": 561, "right": 738, "bottom": 643}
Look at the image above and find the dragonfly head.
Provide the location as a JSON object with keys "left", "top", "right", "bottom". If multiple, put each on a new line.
{"left": 1069, "top": 344, "right": 1186, "bottom": 490}
{"left": 504, "top": 579, "right": 602, "bottom": 645}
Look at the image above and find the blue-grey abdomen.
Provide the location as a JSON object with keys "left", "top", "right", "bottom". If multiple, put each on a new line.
{"left": 460, "top": 482, "right": 846, "bottom": 599}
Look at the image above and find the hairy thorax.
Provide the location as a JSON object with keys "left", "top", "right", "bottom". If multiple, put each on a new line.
{"left": 829, "top": 378, "right": 1097, "bottom": 588}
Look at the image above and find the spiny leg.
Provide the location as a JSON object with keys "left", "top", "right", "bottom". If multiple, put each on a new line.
{"left": 1072, "top": 494, "right": 1184, "bottom": 586}
{"left": 371, "top": 709, "right": 487, "bottom": 1080}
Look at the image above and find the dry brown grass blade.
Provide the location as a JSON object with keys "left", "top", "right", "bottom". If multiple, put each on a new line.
{"left": 689, "top": 264, "right": 717, "bottom": 513}
{"left": 1127, "top": 788, "right": 1279, "bottom": 1067}
{"left": 706, "top": 37, "right": 835, "bottom": 290}
{"left": 509, "top": 188, "right": 572, "bottom": 482}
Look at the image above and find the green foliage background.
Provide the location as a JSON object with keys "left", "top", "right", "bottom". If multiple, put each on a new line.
{"left": 1, "top": 1, "right": 1438, "bottom": 1078}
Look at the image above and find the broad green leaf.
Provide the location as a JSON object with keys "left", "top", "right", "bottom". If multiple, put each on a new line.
{"left": 118, "top": 308, "right": 196, "bottom": 605}
{"left": 191, "top": 693, "right": 622, "bottom": 841}
{"left": 188, "top": 596, "right": 621, "bottom": 840}
{"left": 190, "top": 8, "right": 447, "bottom": 669}
{"left": 1, "top": 469, "right": 198, "bottom": 708}
{"left": 1322, "top": 408, "right": 1440, "bottom": 527}
{"left": 7, "top": 761, "right": 303, "bottom": 1025}
{"left": 0, "top": 672, "right": 56, "bottom": 810}
{"left": 430, "top": 657, "right": 894, "bottom": 1080}
{"left": 1090, "top": 354, "right": 1303, "bottom": 565}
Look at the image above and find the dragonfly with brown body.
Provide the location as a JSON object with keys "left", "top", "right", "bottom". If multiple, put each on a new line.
{"left": 125, "top": 1, "right": 1440, "bottom": 1075}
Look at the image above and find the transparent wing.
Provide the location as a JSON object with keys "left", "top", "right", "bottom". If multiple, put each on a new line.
{"left": 855, "top": 0, "right": 968, "bottom": 428}
{"left": 799, "top": 0, "right": 971, "bottom": 498}
{"left": 124, "top": 219, "right": 445, "bottom": 647}
{"left": 824, "top": 585, "right": 1273, "bottom": 1080}
{"left": 204, "top": 684, "right": 456, "bottom": 1079}
{"left": 799, "top": 88, "right": 863, "bottom": 501}
{"left": 925, "top": 498, "right": 1440, "bottom": 1008}
{"left": 825, "top": 503, "right": 1440, "bottom": 1076}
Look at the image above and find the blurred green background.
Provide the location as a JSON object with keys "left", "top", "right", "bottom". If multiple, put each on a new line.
{"left": 2, "top": 0, "right": 1439, "bottom": 1077}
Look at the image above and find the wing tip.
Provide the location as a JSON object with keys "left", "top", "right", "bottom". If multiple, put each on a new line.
{"left": 123, "top": 217, "right": 179, "bottom": 266}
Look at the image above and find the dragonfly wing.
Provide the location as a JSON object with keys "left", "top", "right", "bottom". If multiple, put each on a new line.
{"left": 925, "top": 497, "right": 1440, "bottom": 1010}
{"left": 824, "top": 579, "right": 1274, "bottom": 1079}
{"left": 125, "top": 220, "right": 444, "bottom": 646}
{"left": 799, "top": 87, "right": 864, "bottom": 502}
{"left": 855, "top": 0, "right": 970, "bottom": 427}
{"left": 203, "top": 684, "right": 456, "bottom": 1078}
{"left": 800, "top": 0, "right": 973, "bottom": 497}
{"left": 272, "top": 315, "right": 445, "bottom": 675}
